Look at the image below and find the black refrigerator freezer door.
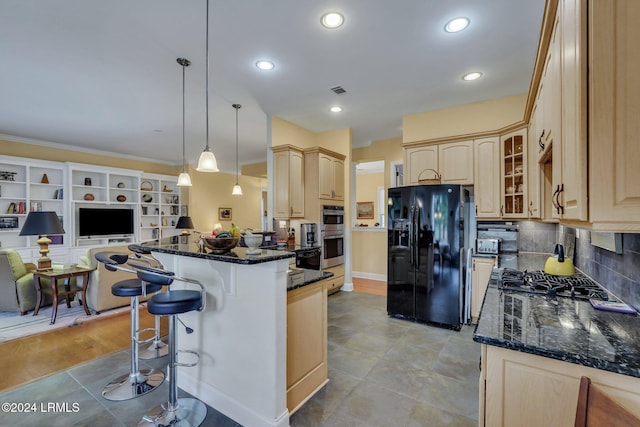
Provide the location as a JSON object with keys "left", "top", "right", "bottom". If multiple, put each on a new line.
{"left": 387, "top": 187, "right": 415, "bottom": 319}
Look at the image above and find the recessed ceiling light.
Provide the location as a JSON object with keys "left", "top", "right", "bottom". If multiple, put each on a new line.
{"left": 256, "top": 60, "right": 275, "bottom": 71}
{"left": 445, "top": 17, "right": 470, "bottom": 33}
{"left": 321, "top": 12, "right": 344, "bottom": 29}
{"left": 462, "top": 72, "right": 482, "bottom": 81}
{"left": 330, "top": 106, "right": 343, "bottom": 113}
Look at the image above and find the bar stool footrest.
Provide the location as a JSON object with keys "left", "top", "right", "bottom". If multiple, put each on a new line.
{"left": 175, "top": 349, "right": 200, "bottom": 368}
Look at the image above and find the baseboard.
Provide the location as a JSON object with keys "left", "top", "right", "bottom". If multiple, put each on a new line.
{"left": 352, "top": 271, "right": 386, "bottom": 282}
{"left": 179, "top": 371, "right": 289, "bottom": 427}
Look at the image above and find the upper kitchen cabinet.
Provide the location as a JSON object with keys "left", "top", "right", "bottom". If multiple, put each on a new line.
{"left": 304, "top": 147, "right": 344, "bottom": 202}
{"left": 534, "top": 0, "right": 588, "bottom": 223}
{"left": 589, "top": 0, "right": 640, "bottom": 231}
{"left": 474, "top": 137, "right": 501, "bottom": 218}
{"left": 304, "top": 147, "right": 346, "bottom": 221}
{"left": 500, "top": 129, "right": 528, "bottom": 218}
{"left": 272, "top": 145, "right": 304, "bottom": 219}
{"left": 404, "top": 140, "right": 473, "bottom": 186}
{"left": 527, "top": 98, "right": 542, "bottom": 219}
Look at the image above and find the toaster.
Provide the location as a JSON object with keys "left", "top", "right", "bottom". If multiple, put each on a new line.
{"left": 477, "top": 238, "right": 500, "bottom": 254}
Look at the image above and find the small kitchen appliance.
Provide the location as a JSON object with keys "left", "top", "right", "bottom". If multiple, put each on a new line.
{"left": 300, "top": 223, "right": 318, "bottom": 247}
{"left": 477, "top": 238, "right": 500, "bottom": 255}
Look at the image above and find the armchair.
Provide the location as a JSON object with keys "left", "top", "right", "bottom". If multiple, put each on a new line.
{"left": 0, "top": 249, "right": 53, "bottom": 314}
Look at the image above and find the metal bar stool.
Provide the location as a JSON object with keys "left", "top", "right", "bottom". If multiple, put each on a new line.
{"left": 129, "top": 249, "right": 169, "bottom": 360}
{"left": 94, "top": 252, "right": 165, "bottom": 401}
{"left": 130, "top": 261, "right": 208, "bottom": 427}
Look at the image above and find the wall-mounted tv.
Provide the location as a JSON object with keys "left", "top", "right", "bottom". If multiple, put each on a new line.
{"left": 79, "top": 208, "right": 134, "bottom": 237}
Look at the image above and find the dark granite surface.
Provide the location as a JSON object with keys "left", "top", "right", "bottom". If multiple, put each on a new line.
{"left": 287, "top": 270, "right": 334, "bottom": 292}
{"left": 474, "top": 253, "right": 640, "bottom": 378}
{"left": 129, "top": 235, "right": 295, "bottom": 265}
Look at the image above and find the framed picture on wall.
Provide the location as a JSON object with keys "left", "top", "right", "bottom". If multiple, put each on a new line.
{"left": 356, "top": 201, "right": 374, "bottom": 219}
{"left": 218, "top": 208, "right": 232, "bottom": 221}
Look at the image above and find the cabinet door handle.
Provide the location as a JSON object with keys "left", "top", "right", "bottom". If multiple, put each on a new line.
{"left": 557, "top": 183, "right": 565, "bottom": 215}
{"left": 290, "top": 206, "right": 293, "bottom": 216}
{"left": 475, "top": 205, "right": 478, "bottom": 216}
{"left": 528, "top": 201, "right": 533, "bottom": 217}
{"left": 500, "top": 205, "right": 504, "bottom": 217}
{"left": 552, "top": 185, "right": 560, "bottom": 211}
{"left": 538, "top": 130, "right": 545, "bottom": 151}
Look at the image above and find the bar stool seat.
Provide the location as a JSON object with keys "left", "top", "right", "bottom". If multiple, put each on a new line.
{"left": 146, "top": 290, "right": 202, "bottom": 315}
{"left": 112, "top": 279, "right": 162, "bottom": 297}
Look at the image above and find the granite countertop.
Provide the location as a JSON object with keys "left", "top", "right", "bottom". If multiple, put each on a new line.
{"left": 129, "top": 235, "right": 295, "bottom": 265}
{"left": 473, "top": 253, "right": 640, "bottom": 378}
{"left": 287, "top": 270, "right": 334, "bottom": 292}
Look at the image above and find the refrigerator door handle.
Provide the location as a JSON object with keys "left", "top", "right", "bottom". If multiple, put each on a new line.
{"left": 408, "top": 204, "right": 414, "bottom": 266}
{"left": 413, "top": 205, "right": 419, "bottom": 268}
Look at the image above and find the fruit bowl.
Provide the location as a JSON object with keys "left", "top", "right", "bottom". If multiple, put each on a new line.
{"left": 202, "top": 236, "right": 239, "bottom": 254}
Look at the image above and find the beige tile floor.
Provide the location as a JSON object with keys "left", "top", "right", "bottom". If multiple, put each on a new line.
{"left": 290, "top": 291, "right": 480, "bottom": 426}
{"left": 0, "top": 291, "right": 480, "bottom": 426}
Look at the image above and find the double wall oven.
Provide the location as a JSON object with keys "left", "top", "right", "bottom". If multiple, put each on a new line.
{"left": 321, "top": 205, "right": 344, "bottom": 269}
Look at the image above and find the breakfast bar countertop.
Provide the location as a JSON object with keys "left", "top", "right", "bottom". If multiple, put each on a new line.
{"left": 128, "top": 235, "right": 295, "bottom": 265}
{"left": 473, "top": 253, "right": 640, "bottom": 379}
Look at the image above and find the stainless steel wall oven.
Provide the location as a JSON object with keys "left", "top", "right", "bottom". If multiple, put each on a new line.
{"left": 321, "top": 205, "right": 344, "bottom": 268}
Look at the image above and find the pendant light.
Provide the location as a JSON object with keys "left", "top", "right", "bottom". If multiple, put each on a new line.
{"left": 177, "top": 58, "right": 192, "bottom": 186}
{"left": 231, "top": 103, "right": 243, "bottom": 195}
{"left": 196, "top": 0, "right": 219, "bottom": 172}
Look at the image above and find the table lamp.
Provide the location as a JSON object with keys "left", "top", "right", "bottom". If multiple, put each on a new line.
{"left": 19, "top": 211, "right": 65, "bottom": 270}
{"left": 175, "top": 216, "right": 194, "bottom": 235}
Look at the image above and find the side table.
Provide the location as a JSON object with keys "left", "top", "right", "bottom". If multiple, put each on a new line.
{"left": 32, "top": 266, "right": 96, "bottom": 324}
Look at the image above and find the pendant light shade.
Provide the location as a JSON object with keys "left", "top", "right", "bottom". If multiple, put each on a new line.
{"left": 177, "top": 171, "right": 192, "bottom": 186}
{"left": 232, "top": 103, "right": 242, "bottom": 195}
{"left": 196, "top": 0, "right": 219, "bottom": 173}
{"left": 177, "top": 58, "right": 193, "bottom": 187}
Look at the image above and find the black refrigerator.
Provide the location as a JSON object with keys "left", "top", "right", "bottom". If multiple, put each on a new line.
{"left": 387, "top": 184, "right": 469, "bottom": 330}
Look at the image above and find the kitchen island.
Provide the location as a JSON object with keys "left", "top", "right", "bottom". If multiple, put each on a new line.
{"left": 130, "top": 236, "right": 331, "bottom": 427}
{"left": 473, "top": 254, "right": 640, "bottom": 426}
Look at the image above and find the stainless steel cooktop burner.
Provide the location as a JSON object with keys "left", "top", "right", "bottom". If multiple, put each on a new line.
{"left": 498, "top": 269, "right": 610, "bottom": 301}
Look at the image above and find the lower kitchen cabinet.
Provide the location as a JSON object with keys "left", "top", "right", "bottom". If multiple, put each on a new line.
{"left": 480, "top": 345, "right": 640, "bottom": 427}
{"left": 323, "top": 264, "right": 344, "bottom": 294}
{"left": 287, "top": 280, "right": 328, "bottom": 414}
{"left": 471, "top": 257, "right": 495, "bottom": 324}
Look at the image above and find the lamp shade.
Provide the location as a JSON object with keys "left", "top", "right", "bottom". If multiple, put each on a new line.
{"left": 196, "top": 149, "right": 219, "bottom": 172}
{"left": 175, "top": 216, "right": 194, "bottom": 230}
{"left": 177, "top": 172, "right": 192, "bottom": 186}
{"left": 19, "top": 211, "right": 65, "bottom": 236}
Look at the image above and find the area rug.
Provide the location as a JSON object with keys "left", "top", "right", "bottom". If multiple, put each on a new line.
{"left": 0, "top": 302, "right": 130, "bottom": 343}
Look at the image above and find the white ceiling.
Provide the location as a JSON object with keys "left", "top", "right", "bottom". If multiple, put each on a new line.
{"left": 0, "top": 1, "right": 545, "bottom": 173}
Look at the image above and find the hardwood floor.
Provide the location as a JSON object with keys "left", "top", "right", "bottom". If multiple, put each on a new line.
{"left": 0, "top": 280, "right": 387, "bottom": 393}
{"left": 0, "top": 307, "right": 165, "bottom": 392}
{"left": 352, "top": 277, "right": 387, "bottom": 296}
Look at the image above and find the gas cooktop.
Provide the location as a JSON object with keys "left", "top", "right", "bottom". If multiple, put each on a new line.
{"left": 498, "top": 268, "right": 611, "bottom": 301}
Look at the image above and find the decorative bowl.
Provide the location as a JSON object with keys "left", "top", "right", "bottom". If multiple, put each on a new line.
{"left": 202, "top": 236, "right": 239, "bottom": 254}
{"left": 243, "top": 234, "right": 263, "bottom": 255}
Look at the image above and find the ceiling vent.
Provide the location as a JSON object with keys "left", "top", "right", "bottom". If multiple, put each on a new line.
{"left": 330, "top": 86, "right": 347, "bottom": 95}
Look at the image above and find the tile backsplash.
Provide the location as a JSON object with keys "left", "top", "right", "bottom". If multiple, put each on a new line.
{"left": 518, "top": 221, "right": 640, "bottom": 310}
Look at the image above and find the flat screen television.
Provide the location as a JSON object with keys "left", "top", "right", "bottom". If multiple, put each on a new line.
{"left": 79, "top": 208, "right": 134, "bottom": 237}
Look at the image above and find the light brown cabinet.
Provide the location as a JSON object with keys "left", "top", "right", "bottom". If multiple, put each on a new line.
{"left": 272, "top": 145, "right": 304, "bottom": 219}
{"left": 527, "top": 99, "right": 542, "bottom": 219}
{"left": 323, "top": 264, "right": 344, "bottom": 294}
{"left": 404, "top": 140, "right": 473, "bottom": 186}
{"left": 471, "top": 257, "right": 495, "bottom": 324}
{"left": 474, "top": 137, "right": 501, "bottom": 218}
{"left": 537, "top": 0, "right": 588, "bottom": 223}
{"left": 480, "top": 344, "right": 640, "bottom": 427}
{"left": 500, "top": 129, "right": 528, "bottom": 218}
{"left": 588, "top": 0, "right": 640, "bottom": 231}
{"left": 287, "top": 280, "right": 328, "bottom": 414}
{"left": 304, "top": 147, "right": 346, "bottom": 222}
